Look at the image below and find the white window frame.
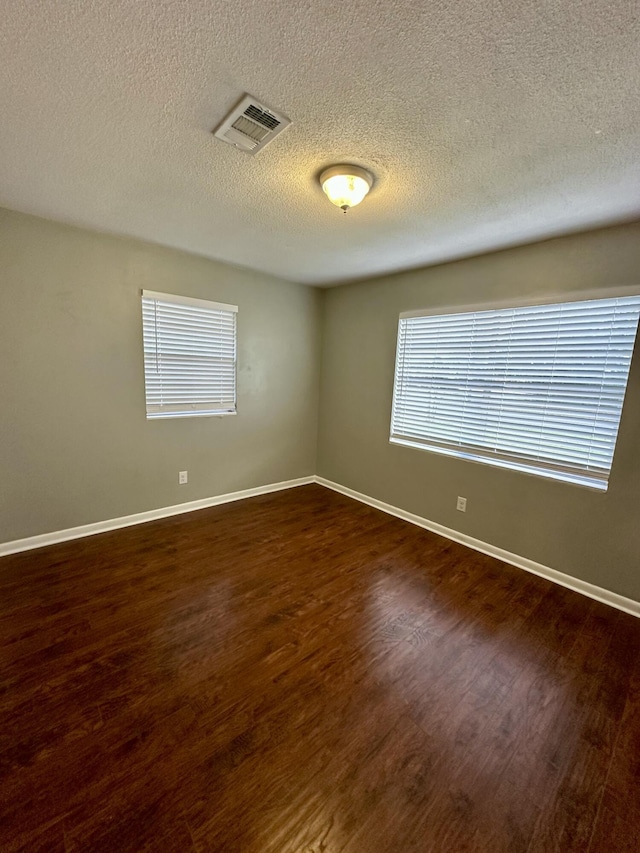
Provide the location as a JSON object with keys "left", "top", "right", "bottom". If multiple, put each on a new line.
{"left": 390, "top": 289, "right": 640, "bottom": 491}
{"left": 142, "top": 290, "right": 237, "bottom": 420}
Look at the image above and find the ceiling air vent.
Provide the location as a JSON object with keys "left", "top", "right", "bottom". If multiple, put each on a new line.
{"left": 213, "top": 94, "right": 291, "bottom": 154}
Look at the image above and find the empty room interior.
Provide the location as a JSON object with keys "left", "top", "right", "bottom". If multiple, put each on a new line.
{"left": 1, "top": 1, "right": 640, "bottom": 851}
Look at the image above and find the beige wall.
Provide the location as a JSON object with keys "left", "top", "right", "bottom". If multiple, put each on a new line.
{"left": 0, "top": 208, "right": 321, "bottom": 542}
{"left": 317, "top": 223, "right": 640, "bottom": 601}
{"left": 3, "top": 207, "right": 639, "bottom": 602}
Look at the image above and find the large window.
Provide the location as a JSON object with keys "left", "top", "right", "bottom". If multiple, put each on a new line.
{"left": 142, "top": 290, "right": 237, "bottom": 419}
{"left": 390, "top": 295, "right": 640, "bottom": 490}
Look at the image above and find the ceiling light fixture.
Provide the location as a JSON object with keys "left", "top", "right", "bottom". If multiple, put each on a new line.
{"left": 319, "top": 164, "right": 374, "bottom": 212}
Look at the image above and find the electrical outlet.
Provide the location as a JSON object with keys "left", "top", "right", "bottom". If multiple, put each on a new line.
{"left": 179, "top": 471, "right": 188, "bottom": 485}
{"left": 456, "top": 496, "right": 467, "bottom": 512}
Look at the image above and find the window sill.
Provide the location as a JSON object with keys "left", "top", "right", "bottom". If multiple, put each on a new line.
{"left": 147, "top": 410, "right": 237, "bottom": 420}
{"left": 389, "top": 436, "right": 608, "bottom": 492}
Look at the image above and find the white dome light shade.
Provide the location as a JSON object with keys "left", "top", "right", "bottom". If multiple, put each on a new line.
{"left": 320, "top": 164, "right": 374, "bottom": 211}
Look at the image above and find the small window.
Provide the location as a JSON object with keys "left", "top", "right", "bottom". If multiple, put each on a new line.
{"left": 141, "top": 290, "right": 237, "bottom": 419}
{"left": 390, "top": 295, "right": 640, "bottom": 490}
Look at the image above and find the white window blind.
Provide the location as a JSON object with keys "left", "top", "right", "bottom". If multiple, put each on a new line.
{"left": 390, "top": 295, "right": 640, "bottom": 490}
{"left": 142, "top": 290, "right": 237, "bottom": 419}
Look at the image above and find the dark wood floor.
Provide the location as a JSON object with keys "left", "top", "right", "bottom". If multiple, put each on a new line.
{"left": 1, "top": 484, "right": 639, "bottom": 852}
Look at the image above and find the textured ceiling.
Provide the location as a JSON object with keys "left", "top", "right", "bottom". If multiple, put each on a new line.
{"left": 1, "top": 0, "right": 639, "bottom": 286}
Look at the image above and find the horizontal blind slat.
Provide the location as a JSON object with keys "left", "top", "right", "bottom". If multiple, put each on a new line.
{"left": 391, "top": 295, "right": 640, "bottom": 486}
{"left": 142, "top": 293, "right": 237, "bottom": 418}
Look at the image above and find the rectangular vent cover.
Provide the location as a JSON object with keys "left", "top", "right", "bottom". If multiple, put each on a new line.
{"left": 213, "top": 94, "right": 291, "bottom": 154}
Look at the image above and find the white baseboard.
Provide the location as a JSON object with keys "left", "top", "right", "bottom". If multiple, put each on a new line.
{"left": 0, "top": 476, "right": 315, "bottom": 557}
{"left": 315, "top": 476, "right": 640, "bottom": 619}
{"left": 3, "top": 473, "right": 638, "bottom": 619}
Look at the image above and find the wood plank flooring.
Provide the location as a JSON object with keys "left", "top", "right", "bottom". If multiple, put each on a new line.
{"left": 1, "top": 483, "right": 639, "bottom": 852}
